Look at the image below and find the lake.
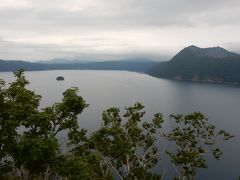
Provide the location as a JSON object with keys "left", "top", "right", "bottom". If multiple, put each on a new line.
{"left": 0, "top": 70, "right": 239, "bottom": 179}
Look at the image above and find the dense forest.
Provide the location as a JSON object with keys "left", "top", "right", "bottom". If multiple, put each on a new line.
{"left": 147, "top": 46, "right": 240, "bottom": 84}
{"left": 0, "top": 70, "right": 233, "bottom": 180}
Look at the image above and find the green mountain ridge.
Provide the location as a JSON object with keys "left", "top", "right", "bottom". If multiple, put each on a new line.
{"left": 0, "top": 59, "right": 158, "bottom": 73}
{"left": 2, "top": 46, "right": 240, "bottom": 85}
{"left": 147, "top": 46, "right": 240, "bottom": 84}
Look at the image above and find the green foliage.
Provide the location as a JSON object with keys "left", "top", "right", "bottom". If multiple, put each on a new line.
{"left": 86, "top": 103, "right": 164, "bottom": 180}
{"left": 0, "top": 70, "right": 89, "bottom": 179}
{"left": 14, "top": 136, "right": 58, "bottom": 175}
{"left": 0, "top": 70, "right": 234, "bottom": 179}
{"left": 165, "top": 112, "right": 234, "bottom": 180}
{"left": 52, "top": 153, "right": 112, "bottom": 180}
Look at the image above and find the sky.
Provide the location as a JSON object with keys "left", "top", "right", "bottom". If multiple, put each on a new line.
{"left": 0, "top": 0, "right": 240, "bottom": 61}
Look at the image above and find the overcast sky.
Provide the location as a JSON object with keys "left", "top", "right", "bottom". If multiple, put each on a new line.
{"left": 0, "top": 0, "right": 240, "bottom": 61}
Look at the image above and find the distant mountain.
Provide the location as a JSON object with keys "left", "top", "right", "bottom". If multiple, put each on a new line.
{"left": 147, "top": 46, "right": 240, "bottom": 84}
{"left": 0, "top": 60, "right": 47, "bottom": 71}
{"left": 0, "top": 59, "right": 158, "bottom": 73}
{"left": 178, "top": 45, "right": 239, "bottom": 59}
{"left": 37, "top": 58, "right": 154, "bottom": 64}
{"left": 36, "top": 58, "right": 90, "bottom": 64}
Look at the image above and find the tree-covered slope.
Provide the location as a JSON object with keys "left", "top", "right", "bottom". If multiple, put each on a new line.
{"left": 147, "top": 46, "right": 240, "bottom": 84}
{"left": 0, "top": 60, "right": 47, "bottom": 71}
{"left": 0, "top": 60, "right": 158, "bottom": 73}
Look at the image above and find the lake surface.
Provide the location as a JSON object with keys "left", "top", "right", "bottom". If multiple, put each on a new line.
{"left": 0, "top": 70, "right": 239, "bottom": 179}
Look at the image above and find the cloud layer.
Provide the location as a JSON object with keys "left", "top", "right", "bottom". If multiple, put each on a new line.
{"left": 0, "top": 0, "right": 240, "bottom": 61}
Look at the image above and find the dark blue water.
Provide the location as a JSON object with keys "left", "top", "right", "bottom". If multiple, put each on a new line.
{"left": 1, "top": 70, "right": 239, "bottom": 179}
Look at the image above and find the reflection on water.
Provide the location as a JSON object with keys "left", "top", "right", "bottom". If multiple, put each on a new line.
{"left": 1, "top": 70, "right": 239, "bottom": 179}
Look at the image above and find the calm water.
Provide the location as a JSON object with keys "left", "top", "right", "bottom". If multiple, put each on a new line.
{"left": 1, "top": 70, "right": 239, "bottom": 179}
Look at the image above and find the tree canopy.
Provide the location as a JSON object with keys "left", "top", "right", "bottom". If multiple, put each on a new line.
{"left": 0, "top": 70, "right": 233, "bottom": 180}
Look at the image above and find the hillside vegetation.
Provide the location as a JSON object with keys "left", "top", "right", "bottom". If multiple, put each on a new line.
{"left": 147, "top": 46, "right": 240, "bottom": 84}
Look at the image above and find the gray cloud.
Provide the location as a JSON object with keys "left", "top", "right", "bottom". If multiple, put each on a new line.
{"left": 0, "top": 0, "right": 239, "bottom": 61}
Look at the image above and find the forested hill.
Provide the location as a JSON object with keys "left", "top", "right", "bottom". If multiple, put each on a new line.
{"left": 147, "top": 46, "right": 240, "bottom": 84}
{"left": 0, "top": 60, "right": 158, "bottom": 73}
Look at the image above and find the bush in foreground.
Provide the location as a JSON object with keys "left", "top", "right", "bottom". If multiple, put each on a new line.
{"left": 0, "top": 70, "right": 233, "bottom": 180}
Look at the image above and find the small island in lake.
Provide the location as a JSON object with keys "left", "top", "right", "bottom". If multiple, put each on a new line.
{"left": 56, "top": 76, "right": 64, "bottom": 81}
